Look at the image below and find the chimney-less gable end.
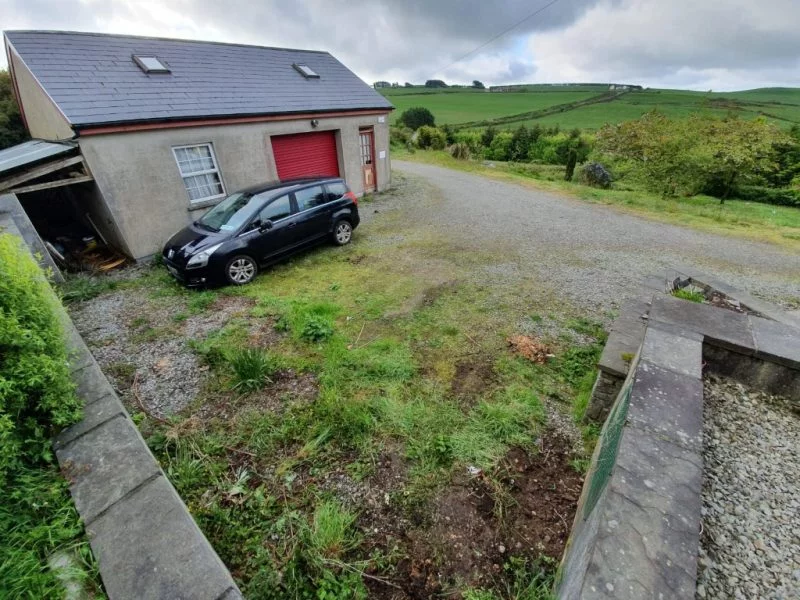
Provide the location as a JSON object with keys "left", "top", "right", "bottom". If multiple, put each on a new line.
{"left": 133, "top": 55, "right": 171, "bottom": 74}
{"left": 293, "top": 63, "right": 319, "bottom": 79}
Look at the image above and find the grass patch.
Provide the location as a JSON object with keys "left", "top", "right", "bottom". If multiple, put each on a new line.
{"left": 96, "top": 195, "right": 601, "bottom": 596}
{"left": 673, "top": 288, "right": 706, "bottom": 303}
{"left": 59, "top": 272, "right": 117, "bottom": 303}
{"left": 230, "top": 348, "right": 281, "bottom": 392}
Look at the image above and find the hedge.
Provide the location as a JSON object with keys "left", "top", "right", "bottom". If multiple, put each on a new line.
{"left": 734, "top": 185, "right": 800, "bottom": 208}
{"left": 0, "top": 233, "right": 81, "bottom": 486}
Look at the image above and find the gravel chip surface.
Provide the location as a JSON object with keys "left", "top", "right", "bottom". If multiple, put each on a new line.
{"left": 698, "top": 375, "right": 800, "bottom": 599}
{"left": 393, "top": 161, "right": 800, "bottom": 313}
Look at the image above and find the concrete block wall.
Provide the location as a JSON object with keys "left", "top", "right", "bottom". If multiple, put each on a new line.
{"left": 55, "top": 317, "right": 243, "bottom": 599}
{"left": 558, "top": 270, "right": 800, "bottom": 599}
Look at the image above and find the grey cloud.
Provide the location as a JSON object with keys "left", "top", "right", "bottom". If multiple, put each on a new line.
{"left": 2, "top": 0, "right": 799, "bottom": 89}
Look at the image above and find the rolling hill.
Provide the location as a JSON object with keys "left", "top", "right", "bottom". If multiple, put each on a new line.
{"left": 379, "top": 85, "right": 800, "bottom": 131}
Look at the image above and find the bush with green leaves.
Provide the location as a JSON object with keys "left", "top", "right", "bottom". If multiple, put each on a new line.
{"left": 398, "top": 106, "right": 435, "bottom": 130}
{"left": 485, "top": 131, "right": 513, "bottom": 161}
{"left": 389, "top": 125, "right": 413, "bottom": 148}
{"left": 454, "top": 130, "right": 483, "bottom": 154}
{"left": 416, "top": 125, "right": 447, "bottom": 150}
{"left": 734, "top": 185, "right": 800, "bottom": 207}
{"left": 596, "top": 112, "right": 789, "bottom": 200}
{"left": 0, "top": 234, "right": 81, "bottom": 484}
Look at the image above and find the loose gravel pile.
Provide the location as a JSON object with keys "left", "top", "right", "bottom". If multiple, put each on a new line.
{"left": 698, "top": 375, "right": 800, "bottom": 599}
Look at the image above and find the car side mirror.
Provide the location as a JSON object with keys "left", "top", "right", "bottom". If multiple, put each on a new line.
{"left": 259, "top": 219, "right": 274, "bottom": 231}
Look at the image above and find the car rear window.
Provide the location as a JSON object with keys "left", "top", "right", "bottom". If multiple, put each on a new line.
{"left": 295, "top": 185, "right": 327, "bottom": 211}
{"left": 325, "top": 181, "right": 348, "bottom": 201}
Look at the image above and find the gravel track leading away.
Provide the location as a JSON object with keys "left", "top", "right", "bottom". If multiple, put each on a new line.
{"left": 392, "top": 161, "right": 800, "bottom": 313}
{"left": 698, "top": 375, "right": 800, "bottom": 599}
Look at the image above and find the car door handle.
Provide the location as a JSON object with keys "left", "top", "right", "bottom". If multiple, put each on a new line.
{"left": 288, "top": 222, "right": 297, "bottom": 228}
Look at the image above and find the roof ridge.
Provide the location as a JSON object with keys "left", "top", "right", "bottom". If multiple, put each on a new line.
{"left": 4, "top": 29, "right": 332, "bottom": 56}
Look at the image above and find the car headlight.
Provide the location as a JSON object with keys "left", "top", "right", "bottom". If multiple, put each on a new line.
{"left": 186, "top": 243, "right": 223, "bottom": 268}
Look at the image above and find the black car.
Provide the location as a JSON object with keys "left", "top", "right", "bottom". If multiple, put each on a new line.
{"left": 162, "top": 177, "right": 360, "bottom": 286}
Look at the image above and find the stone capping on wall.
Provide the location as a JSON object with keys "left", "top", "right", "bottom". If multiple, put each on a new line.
{"left": 55, "top": 313, "right": 242, "bottom": 599}
{"left": 557, "top": 270, "right": 800, "bottom": 599}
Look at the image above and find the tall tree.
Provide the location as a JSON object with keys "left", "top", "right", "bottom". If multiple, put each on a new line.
{"left": 0, "top": 70, "right": 29, "bottom": 150}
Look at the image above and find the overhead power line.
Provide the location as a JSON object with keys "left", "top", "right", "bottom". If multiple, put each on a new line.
{"left": 434, "top": 0, "right": 565, "bottom": 77}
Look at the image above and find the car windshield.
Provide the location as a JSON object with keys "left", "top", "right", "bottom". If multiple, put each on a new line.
{"left": 196, "top": 192, "right": 258, "bottom": 232}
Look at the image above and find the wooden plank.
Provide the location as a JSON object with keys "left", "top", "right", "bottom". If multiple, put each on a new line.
{"left": 0, "top": 155, "right": 84, "bottom": 192}
{"left": 10, "top": 174, "right": 94, "bottom": 195}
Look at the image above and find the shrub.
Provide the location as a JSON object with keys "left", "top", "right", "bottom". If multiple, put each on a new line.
{"left": 449, "top": 142, "right": 471, "bottom": 160}
{"left": 734, "top": 185, "right": 800, "bottom": 207}
{"left": 579, "top": 162, "right": 613, "bottom": 189}
{"left": 454, "top": 130, "right": 483, "bottom": 154}
{"left": 485, "top": 131, "right": 513, "bottom": 161}
{"left": 416, "top": 125, "right": 447, "bottom": 150}
{"left": 0, "top": 234, "right": 81, "bottom": 484}
{"left": 389, "top": 126, "right": 413, "bottom": 148}
{"left": 480, "top": 126, "right": 497, "bottom": 149}
{"left": 398, "top": 106, "right": 435, "bottom": 130}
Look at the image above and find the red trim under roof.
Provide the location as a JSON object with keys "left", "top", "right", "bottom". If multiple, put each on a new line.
{"left": 78, "top": 109, "right": 392, "bottom": 136}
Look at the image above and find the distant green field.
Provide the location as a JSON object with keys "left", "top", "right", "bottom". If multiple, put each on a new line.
{"left": 381, "top": 85, "right": 800, "bottom": 131}
{"left": 383, "top": 88, "right": 599, "bottom": 125}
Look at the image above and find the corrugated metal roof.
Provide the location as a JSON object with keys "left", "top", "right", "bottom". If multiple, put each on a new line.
{"left": 4, "top": 30, "right": 394, "bottom": 128}
{"left": 0, "top": 139, "right": 77, "bottom": 177}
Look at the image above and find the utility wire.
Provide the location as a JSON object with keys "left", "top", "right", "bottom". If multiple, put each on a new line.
{"left": 434, "top": 0, "right": 565, "bottom": 77}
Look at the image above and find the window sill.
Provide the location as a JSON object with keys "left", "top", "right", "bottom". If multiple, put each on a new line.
{"left": 187, "top": 196, "right": 224, "bottom": 211}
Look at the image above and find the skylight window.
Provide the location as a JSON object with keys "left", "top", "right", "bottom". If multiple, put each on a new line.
{"left": 293, "top": 63, "right": 319, "bottom": 79}
{"left": 133, "top": 55, "right": 170, "bottom": 74}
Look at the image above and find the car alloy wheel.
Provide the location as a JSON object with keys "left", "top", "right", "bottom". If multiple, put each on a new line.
{"left": 227, "top": 256, "right": 256, "bottom": 284}
{"left": 335, "top": 221, "right": 352, "bottom": 245}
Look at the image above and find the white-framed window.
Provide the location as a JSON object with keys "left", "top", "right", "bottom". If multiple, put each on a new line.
{"left": 172, "top": 143, "right": 225, "bottom": 204}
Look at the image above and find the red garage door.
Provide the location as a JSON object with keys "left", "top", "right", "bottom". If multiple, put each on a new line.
{"left": 271, "top": 131, "right": 340, "bottom": 181}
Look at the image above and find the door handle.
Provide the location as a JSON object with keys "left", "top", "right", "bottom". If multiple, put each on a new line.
{"left": 288, "top": 222, "right": 297, "bottom": 228}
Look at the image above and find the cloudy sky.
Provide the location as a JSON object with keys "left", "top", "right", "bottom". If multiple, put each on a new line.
{"left": 2, "top": 0, "right": 799, "bottom": 91}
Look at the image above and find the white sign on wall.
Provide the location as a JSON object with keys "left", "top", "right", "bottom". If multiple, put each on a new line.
{"left": 379, "top": 150, "right": 386, "bottom": 159}
{"left": 378, "top": 116, "right": 385, "bottom": 123}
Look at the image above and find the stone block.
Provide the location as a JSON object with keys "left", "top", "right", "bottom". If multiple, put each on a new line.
{"left": 628, "top": 360, "right": 704, "bottom": 451}
{"left": 640, "top": 324, "right": 703, "bottom": 379}
{"left": 54, "top": 393, "right": 127, "bottom": 448}
{"left": 64, "top": 322, "right": 95, "bottom": 372}
{"left": 751, "top": 316, "right": 800, "bottom": 370}
{"left": 56, "top": 417, "right": 161, "bottom": 523}
{"left": 578, "top": 427, "right": 701, "bottom": 599}
{"left": 649, "top": 294, "right": 755, "bottom": 354}
{"left": 73, "top": 363, "right": 117, "bottom": 405}
{"left": 88, "top": 476, "right": 239, "bottom": 600}
{"left": 704, "top": 345, "right": 800, "bottom": 401}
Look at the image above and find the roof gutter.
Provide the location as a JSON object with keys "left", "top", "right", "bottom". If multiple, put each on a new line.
{"left": 76, "top": 107, "right": 394, "bottom": 137}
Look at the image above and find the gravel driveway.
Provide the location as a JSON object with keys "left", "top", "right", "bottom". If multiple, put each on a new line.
{"left": 391, "top": 161, "right": 800, "bottom": 313}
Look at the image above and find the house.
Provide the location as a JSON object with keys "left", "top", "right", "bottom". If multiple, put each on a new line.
{"left": 2, "top": 31, "right": 394, "bottom": 260}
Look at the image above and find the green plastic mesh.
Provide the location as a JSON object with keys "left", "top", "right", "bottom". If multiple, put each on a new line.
{"left": 582, "top": 381, "right": 632, "bottom": 519}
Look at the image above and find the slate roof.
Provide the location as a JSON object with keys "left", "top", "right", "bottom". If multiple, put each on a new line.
{"left": 4, "top": 31, "right": 393, "bottom": 129}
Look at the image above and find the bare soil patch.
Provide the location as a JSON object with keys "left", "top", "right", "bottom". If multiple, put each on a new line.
{"left": 364, "top": 432, "right": 582, "bottom": 599}
{"left": 451, "top": 356, "right": 497, "bottom": 405}
{"left": 194, "top": 369, "right": 319, "bottom": 422}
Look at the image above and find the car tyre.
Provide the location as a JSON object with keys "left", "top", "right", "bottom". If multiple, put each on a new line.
{"left": 225, "top": 255, "right": 258, "bottom": 285}
{"left": 332, "top": 220, "right": 353, "bottom": 246}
